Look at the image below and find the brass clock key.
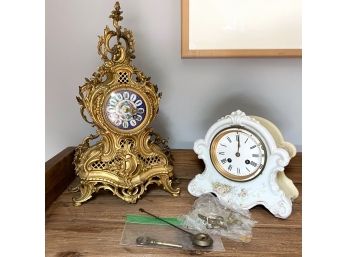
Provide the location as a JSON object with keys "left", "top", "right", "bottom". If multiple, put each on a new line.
{"left": 136, "top": 236, "right": 183, "bottom": 249}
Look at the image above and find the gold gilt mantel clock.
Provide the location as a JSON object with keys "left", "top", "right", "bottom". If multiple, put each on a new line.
{"left": 73, "top": 1, "right": 180, "bottom": 206}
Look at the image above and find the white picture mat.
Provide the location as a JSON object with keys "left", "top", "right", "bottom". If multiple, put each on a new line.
{"left": 189, "top": 0, "right": 301, "bottom": 50}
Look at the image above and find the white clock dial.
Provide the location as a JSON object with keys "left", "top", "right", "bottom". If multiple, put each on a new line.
{"left": 210, "top": 127, "right": 267, "bottom": 181}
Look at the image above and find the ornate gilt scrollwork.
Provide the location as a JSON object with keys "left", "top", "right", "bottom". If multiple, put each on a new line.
{"left": 73, "top": 1, "right": 180, "bottom": 206}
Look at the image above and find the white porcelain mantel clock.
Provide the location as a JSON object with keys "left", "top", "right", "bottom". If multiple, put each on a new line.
{"left": 188, "top": 110, "right": 299, "bottom": 219}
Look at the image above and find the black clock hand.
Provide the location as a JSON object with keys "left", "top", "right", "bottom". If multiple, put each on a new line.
{"left": 236, "top": 133, "right": 240, "bottom": 157}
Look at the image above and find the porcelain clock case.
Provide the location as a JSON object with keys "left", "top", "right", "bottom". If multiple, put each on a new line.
{"left": 188, "top": 110, "right": 298, "bottom": 219}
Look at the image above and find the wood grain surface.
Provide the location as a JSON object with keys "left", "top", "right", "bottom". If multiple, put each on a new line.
{"left": 46, "top": 149, "right": 302, "bottom": 257}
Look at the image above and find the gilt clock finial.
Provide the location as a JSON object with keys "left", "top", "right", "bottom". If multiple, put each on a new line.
{"left": 109, "top": 1, "right": 123, "bottom": 28}
{"left": 98, "top": 1, "right": 135, "bottom": 64}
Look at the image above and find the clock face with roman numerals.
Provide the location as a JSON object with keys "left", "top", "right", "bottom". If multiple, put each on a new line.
{"left": 104, "top": 89, "right": 147, "bottom": 131}
{"left": 210, "top": 126, "right": 267, "bottom": 182}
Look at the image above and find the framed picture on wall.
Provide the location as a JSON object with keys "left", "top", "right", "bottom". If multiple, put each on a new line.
{"left": 181, "top": 0, "right": 302, "bottom": 58}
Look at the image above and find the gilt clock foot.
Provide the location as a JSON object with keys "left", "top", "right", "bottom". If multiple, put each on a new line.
{"left": 160, "top": 175, "right": 180, "bottom": 196}
{"left": 72, "top": 183, "right": 95, "bottom": 207}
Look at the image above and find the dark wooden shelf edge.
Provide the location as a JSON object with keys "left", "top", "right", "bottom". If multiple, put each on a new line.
{"left": 45, "top": 147, "right": 302, "bottom": 210}
{"left": 45, "top": 147, "right": 76, "bottom": 210}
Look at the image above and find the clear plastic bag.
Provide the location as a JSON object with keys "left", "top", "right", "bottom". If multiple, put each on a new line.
{"left": 179, "top": 193, "right": 256, "bottom": 242}
{"left": 120, "top": 214, "right": 225, "bottom": 253}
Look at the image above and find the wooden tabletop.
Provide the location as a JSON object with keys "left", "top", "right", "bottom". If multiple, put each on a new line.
{"left": 46, "top": 149, "right": 301, "bottom": 257}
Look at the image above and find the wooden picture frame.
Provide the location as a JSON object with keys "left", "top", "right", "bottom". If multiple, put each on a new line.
{"left": 181, "top": 0, "right": 302, "bottom": 58}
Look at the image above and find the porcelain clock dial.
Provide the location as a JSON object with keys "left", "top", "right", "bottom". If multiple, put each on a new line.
{"left": 105, "top": 89, "right": 147, "bottom": 131}
{"left": 210, "top": 127, "right": 267, "bottom": 181}
{"left": 210, "top": 127, "right": 267, "bottom": 182}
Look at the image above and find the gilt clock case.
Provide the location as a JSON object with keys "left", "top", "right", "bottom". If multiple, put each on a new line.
{"left": 72, "top": 2, "right": 180, "bottom": 206}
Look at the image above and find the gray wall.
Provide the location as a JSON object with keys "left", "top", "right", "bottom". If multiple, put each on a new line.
{"left": 46, "top": 0, "right": 302, "bottom": 160}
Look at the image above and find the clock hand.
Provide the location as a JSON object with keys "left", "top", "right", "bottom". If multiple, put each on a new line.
{"left": 236, "top": 133, "right": 241, "bottom": 157}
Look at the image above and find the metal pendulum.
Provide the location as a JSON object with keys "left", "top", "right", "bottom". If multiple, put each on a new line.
{"left": 139, "top": 208, "right": 213, "bottom": 248}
